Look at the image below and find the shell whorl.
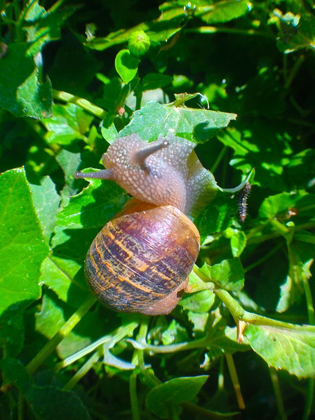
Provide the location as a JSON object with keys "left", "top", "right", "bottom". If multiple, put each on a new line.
{"left": 85, "top": 204, "right": 200, "bottom": 315}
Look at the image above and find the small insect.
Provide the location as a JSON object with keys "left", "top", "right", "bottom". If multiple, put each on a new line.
{"left": 238, "top": 183, "right": 251, "bottom": 223}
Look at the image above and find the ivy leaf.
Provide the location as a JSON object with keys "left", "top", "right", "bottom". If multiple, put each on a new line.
{"left": 276, "top": 240, "right": 314, "bottom": 313}
{"left": 120, "top": 100, "right": 237, "bottom": 144}
{"left": 200, "top": 258, "right": 245, "bottom": 292}
{"left": 146, "top": 376, "right": 209, "bottom": 419}
{"left": 115, "top": 49, "right": 139, "bottom": 84}
{"left": 42, "top": 104, "right": 94, "bottom": 145}
{"left": 29, "top": 176, "right": 60, "bottom": 244}
{"left": 0, "top": 168, "right": 49, "bottom": 317}
{"left": 276, "top": 13, "right": 315, "bottom": 53}
{"left": 40, "top": 256, "right": 87, "bottom": 307}
{"left": 197, "top": 0, "right": 251, "bottom": 24}
{"left": 244, "top": 323, "right": 315, "bottom": 379}
{"left": 0, "top": 43, "right": 52, "bottom": 119}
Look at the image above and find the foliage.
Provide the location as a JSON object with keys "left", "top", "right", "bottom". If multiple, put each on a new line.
{"left": 0, "top": 0, "right": 315, "bottom": 419}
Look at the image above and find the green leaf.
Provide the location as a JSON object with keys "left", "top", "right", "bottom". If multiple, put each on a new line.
{"left": 115, "top": 49, "right": 139, "bottom": 84}
{"left": 146, "top": 376, "right": 209, "bottom": 418}
{"left": 55, "top": 178, "right": 128, "bottom": 231}
{"left": 29, "top": 176, "right": 60, "bottom": 244}
{"left": 40, "top": 256, "right": 87, "bottom": 307}
{"left": 0, "top": 358, "right": 91, "bottom": 419}
{"left": 276, "top": 240, "right": 314, "bottom": 313}
{"left": 276, "top": 13, "right": 315, "bottom": 53}
{"left": 42, "top": 104, "right": 94, "bottom": 145}
{"left": 194, "top": 191, "right": 238, "bottom": 238}
{"left": 244, "top": 323, "right": 315, "bottom": 378}
{"left": 230, "top": 231, "right": 247, "bottom": 257}
{"left": 197, "top": 1, "right": 251, "bottom": 24}
{"left": 0, "top": 168, "right": 49, "bottom": 317}
{"left": 0, "top": 43, "right": 52, "bottom": 118}
{"left": 200, "top": 258, "right": 244, "bottom": 292}
{"left": 86, "top": 17, "right": 182, "bottom": 51}
{"left": 141, "top": 73, "right": 173, "bottom": 91}
{"left": 56, "top": 148, "right": 82, "bottom": 207}
{"left": 120, "top": 101, "right": 236, "bottom": 144}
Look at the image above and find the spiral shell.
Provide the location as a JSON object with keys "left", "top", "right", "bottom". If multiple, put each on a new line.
{"left": 85, "top": 202, "right": 200, "bottom": 315}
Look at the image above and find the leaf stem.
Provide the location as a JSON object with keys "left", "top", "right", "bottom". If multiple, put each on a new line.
{"left": 244, "top": 242, "right": 283, "bottom": 273}
{"left": 269, "top": 368, "right": 287, "bottom": 420}
{"left": 285, "top": 55, "right": 306, "bottom": 90}
{"left": 210, "top": 146, "right": 227, "bottom": 174}
{"left": 130, "top": 372, "right": 141, "bottom": 420}
{"left": 26, "top": 295, "right": 96, "bottom": 375}
{"left": 64, "top": 351, "right": 100, "bottom": 391}
{"left": 214, "top": 289, "right": 245, "bottom": 322}
{"left": 186, "top": 26, "right": 271, "bottom": 38}
{"left": 303, "top": 278, "right": 315, "bottom": 325}
{"left": 52, "top": 90, "right": 108, "bottom": 119}
{"left": 303, "top": 379, "right": 314, "bottom": 420}
{"left": 225, "top": 354, "right": 245, "bottom": 410}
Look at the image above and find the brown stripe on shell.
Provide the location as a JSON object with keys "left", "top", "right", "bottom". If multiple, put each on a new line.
{"left": 85, "top": 204, "right": 200, "bottom": 315}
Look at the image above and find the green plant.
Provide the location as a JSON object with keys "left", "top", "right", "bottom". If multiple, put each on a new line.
{"left": 0, "top": 1, "right": 315, "bottom": 419}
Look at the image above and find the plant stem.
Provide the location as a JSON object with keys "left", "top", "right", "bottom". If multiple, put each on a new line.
{"left": 285, "top": 55, "right": 305, "bottom": 90}
{"left": 269, "top": 368, "right": 287, "bottom": 420}
{"left": 130, "top": 372, "right": 141, "bottom": 420}
{"left": 244, "top": 242, "right": 283, "bottom": 273}
{"left": 225, "top": 354, "right": 245, "bottom": 410}
{"left": 302, "top": 277, "right": 315, "bottom": 420}
{"left": 303, "top": 379, "right": 314, "bottom": 420}
{"left": 186, "top": 26, "right": 270, "bottom": 38}
{"left": 52, "top": 90, "right": 108, "bottom": 119}
{"left": 210, "top": 146, "right": 227, "bottom": 174}
{"left": 214, "top": 289, "right": 245, "bottom": 322}
{"left": 26, "top": 295, "right": 96, "bottom": 375}
{"left": 64, "top": 352, "right": 100, "bottom": 391}
{"left": 303, "top": 278, "right": 315, "bottom": 325}
{"left": 56, "top": 321, "right": 138, "bottom": 370}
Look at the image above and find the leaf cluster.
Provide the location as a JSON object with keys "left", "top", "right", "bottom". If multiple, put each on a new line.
{"left": 0, "top": 1, "right": 315, "bottom": 419}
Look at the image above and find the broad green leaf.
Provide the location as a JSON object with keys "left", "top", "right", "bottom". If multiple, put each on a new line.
{"left": 194, "top": 191, "right": 238, "bottom": 238}
{"left": 29, "top": 176, "right": 60, "bottom": 244}
{"left": 86, "top": 18, "right": 182, "bottom": 51}
{"left": 0, "top": 168, "right": 49, "bottom": 316}
{"left": 0, "top": 359, "right": 91, "bottom": 419}
{"left": 40, "top": 256, "right": 87, "bottom": 307}
{"left": 0, "top": 43, "right": 52, "bottom": 118}
{"left": 55, "top": 178, "right": 128, "bottom": 231}
{"left": 259, "top": 191, "right": 315, "bottom": 221}
{"left": 56, "top": 148, "right": 81, "bottom": 207}
{"left": 22, "top": 0, "right": 78, "bottom": 55}
{"left": 146, "top": 376, "right": 209, "bottom": 418}
{"left": 0, "top": 314, "right": 24, "bottom": 358}
{"left": 217, "top": 119, "right": 293, "bottom": 191}
{"left": 276, "top": 240, "right": 314, "bottom": 313}
{"left": 230, "top": 231, "right": 247, "bottom": 257}
{"left": 244, "top": 323, "right": 315, "bottom": 378}
{"left": 42, "top": 104, "right": 94, "bottom": 145}
{"left": 120, "top": 101, "right": 237, "bottom": 144}
{"left": 115, "top": 49, "right": 139, "bottom": 84}
{"left": 200, "top": 258, "right": 244, "bottom": 291}
{"left": 141, "top": 73, "right": 173, "bottom": 91}
{"left": 197, "top": 1, "right": 251, "bottom": 24}
{"left": 276, "top": 13, "right": 315, "bottom": 53}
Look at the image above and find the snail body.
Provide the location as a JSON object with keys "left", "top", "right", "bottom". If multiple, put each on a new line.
{"left": 75, "top": 133, "right": 209, "bottom": 315}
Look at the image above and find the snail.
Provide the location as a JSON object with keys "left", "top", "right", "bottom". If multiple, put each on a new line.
{"left": 75, "top": 133, "right": 213, "bottom": 315}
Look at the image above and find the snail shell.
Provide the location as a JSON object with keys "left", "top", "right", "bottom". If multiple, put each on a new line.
{"left": 85, "top": 201, "right": 200, "bottom": 315}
